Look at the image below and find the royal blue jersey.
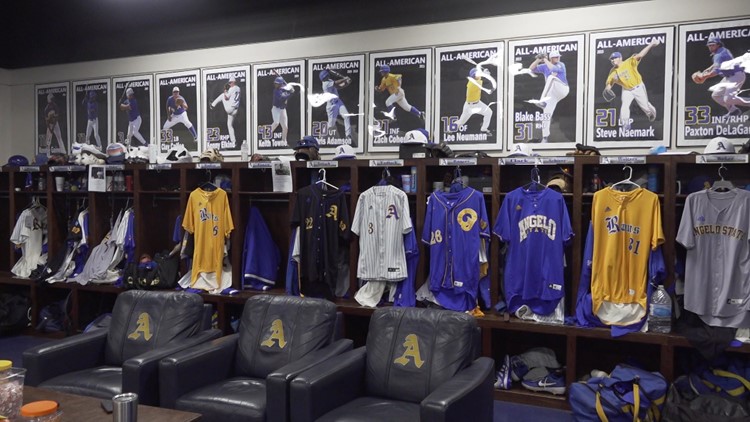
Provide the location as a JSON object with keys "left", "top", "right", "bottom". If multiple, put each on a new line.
{"left": 166, "top": 95, "right": 186, "bottom": 115}
{"left": 272, "top": 87, "right": 293, "bottom": 109}
{"left": 242, "top": 207, "right": 281, "bottom": 290}
{"left": 126, "top": 97, "right": 140, "bottom": 122}
{"left": 84, "top": 98, "right": 98, "bottom": 120}
{"left": 534, "top": 61, "right": 569, "bottom": 86}
{"left": 713, "top": 47, "right": 740, "bottom": 77}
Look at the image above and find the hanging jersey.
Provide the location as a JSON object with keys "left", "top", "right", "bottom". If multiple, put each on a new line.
{"left": 591, "top": 187, "right": 664, "bottom": 326}
{"left": 11, "top": 206, "right": 48, "bottom": 278}
{"left": 183, "top": 188, "right": 234, "bottom": 285}
{"left": 242, "top": 206, "right": 281, "bottom": 290}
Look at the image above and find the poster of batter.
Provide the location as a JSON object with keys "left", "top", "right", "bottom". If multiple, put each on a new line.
{"left": 113, "top": 75, "right": 153, "bottom": 147}
{"left": 253, "top": 60, "right": 305, "bottom": 156}
{"left": 507, "top": 35, "right": 583, "bottom": 151}
{"left": 202, "top": 66, "right": 250, "bottom": 156}
{"left": 156, "top": 70, "right": 201, "bottom": 156}
{"left": 368, "top": 49, "right": 431, "bottom": 153}
{"left": 587, "top": 27, "right": 674, "bottom": 149}
{"left": 307, "top": 55, "right": 365, "bottom": 153}
{"left": 73, "top": 79, "right": 110, "bottom": 151}
{"left": 678, "top": 19, "right": 750, "bottom": 147}
{"left": 435, "top": 43, "right": 503, "bottom": 151}
{"left": 35, "top": 82, "right": 70, "bottom": 155}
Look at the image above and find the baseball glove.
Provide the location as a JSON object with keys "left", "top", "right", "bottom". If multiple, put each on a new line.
{"left": 602, "top": 88, "right": 616, "bottom": 102}
{"left": 535, "top": 53, "right": 548, "bottom": 60}
{"left": 427, "top": 142, "right": 455, "bottom": 158}
{"left": 46, "top": 111, "right": 57, "bottom": 126}
{"left": 335, "top": 77, "right": 352, "bottom": 89}
{"left": 224, "top": 83, "right": 230, "bottom": 91}
{"left": 176, "top": 98, "right": 186, "bottom": 108}
{"left": 692, "top": 71, "right": 707, "bottom": 84}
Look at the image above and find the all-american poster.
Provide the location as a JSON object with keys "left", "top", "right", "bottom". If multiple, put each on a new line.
{"left": 35, "top": 82, "right": 70, "bottom": 155}
{"left": 435, "top": 42, "right": 503, "bottom": 151}
{"left": 202, "top": 65, "right": 250, "bottom": 156}
{"left": 368, "top": 49, "right": 432, "bottom": 153}
{"left": 253, "top": 60, "right": 305, "bottom": 156}
{"left": 113, "top": 75, "right": 153, "bottom": 147}
{"left": 73, "top": 79, "right": 110, "bottom": 150}
{"left": 156, "top": 70, "right": 201, "bottom": 155}
{"left": 587, "top": 27, "right": 674, "bottom": 149}
{"left": 507, "top": 35, "right": 584, "bottom": 151}
{"left": 306, "top": 55, "right": 365, "bottom": 154}
{"left": 678, "top": 19, "right": 750, "bottom": 147}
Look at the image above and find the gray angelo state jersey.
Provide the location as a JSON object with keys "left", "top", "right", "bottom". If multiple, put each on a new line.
{"left": 351, "top": 185, "right": 412, "bottom": 281}
{"left": 677, "top": 188, "right": 750, "bottom": 328}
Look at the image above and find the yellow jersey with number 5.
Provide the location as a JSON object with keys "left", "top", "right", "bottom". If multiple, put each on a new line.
{"left": 591, "top": 187, "right": 663, "bottom": 326}
{"left": 183, "top": 188, "right": 234, "bottom": 285}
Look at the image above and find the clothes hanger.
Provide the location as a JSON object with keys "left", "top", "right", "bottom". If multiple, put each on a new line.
{"left": 199, "top": 169, "right": 218, "bottom": 191}
{"left": 449, "top": 166, "right": 465, "bottom": 192}
{"left": 711, "top": 164, "right": 734, "bottom": 192}
{"left": 315, "top": 168, "right": 338, "bottom": 190}
{"left": 377, "top": 167, "right": 397, "bottom": 187}
{"left": 522, "top": 165, "right": 544, "bottom": 192}
{"left": 610, "top": 165, "right": 640, "bottom": 191}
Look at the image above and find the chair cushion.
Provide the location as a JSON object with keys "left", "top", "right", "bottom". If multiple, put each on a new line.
{"left": 317, "top": 396, "right": 420, "bottom": 422}
{"left": 365, "top": 307, "right": 476, "bottom": 403}
{"left": 105, "top": 290, "right": 205, "bottom": 365}
{"left": 39, "top": 366, "right": 122, "bottom": 399}
{"left": 176, "top": 377, "right": 266, "bottom": 422}
{"left": 236, "top": 295, "right": 337, "bottom": 379}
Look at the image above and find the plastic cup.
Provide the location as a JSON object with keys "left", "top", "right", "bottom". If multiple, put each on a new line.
{"left": 401, "top": 175, "right": 412, "bottom": 193}
{"left": 0, "top": 367, "right": 27, "bottom": 419}
{"left": 55, "top": 176, "right": 65, "bottom": 192}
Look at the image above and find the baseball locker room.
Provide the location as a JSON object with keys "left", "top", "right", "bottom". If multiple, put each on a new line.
{"left": 1, "top": 0, "right": 750, "bottom": 421}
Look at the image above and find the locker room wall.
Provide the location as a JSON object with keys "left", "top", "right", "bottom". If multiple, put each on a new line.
{"left": 1, "top": 0, "right": 748, "bottom": 161}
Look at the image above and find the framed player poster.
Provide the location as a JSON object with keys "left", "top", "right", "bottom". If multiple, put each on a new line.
{"left": 202, "top": 65, "right": 250, "bottom": 156}
{"left": 306, "top": 55, "right": 365, "bottom": 154}
{"left": 253, "top": 60, "right": 305, "bottom": 156}
{"left": 73, "top": 79, "right": 111, "bottom": 150}
{"left": 156, "top": 70, "right": 201, "bottom": 156}
{"left": 112, "top": 75, "right": 153, "bottom": 147}
{"left": 587, "top": 27, "right": 674, "bottom": 149}
{"left": 677, "top": 19, "right": 750, "bottom": 147}
{"left": 434, "top": 42, "right": 503, "bottom": 151}
{"left": 35, "top": 82, "right": 70, "bottom": 155}
{"left": 507, "top": 35, "right": 584, "bottom": 151}
{"left": 368, "top": 49, "right": 432, "bottom": 153}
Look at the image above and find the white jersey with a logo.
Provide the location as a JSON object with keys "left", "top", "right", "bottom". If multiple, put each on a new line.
{"left": 10, "top": 206, "right": 48, "bottom": 277}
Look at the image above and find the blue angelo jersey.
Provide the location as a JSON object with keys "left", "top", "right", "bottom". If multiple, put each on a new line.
{"left": 273, "top": 87, "right": 293, "bottom": 109}
{"left": 126, "top": 97, "right": 140, "bottom": 122}
{"left": 494, "top": 188, "right": 573, "bottom": 315}
{"left": 713, "top": 47, "right": 740, "bottom": 77}
{"left": 534, "top": 61, "right": 568, "bottom": 86}
{"left": 166, "top": 95, "right": 186, "bottom": 115}
{"left": 422, "top": 188, "right": 490, "bottom": 312}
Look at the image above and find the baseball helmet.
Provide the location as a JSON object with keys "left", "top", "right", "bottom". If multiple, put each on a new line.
{"left": 294, "top": 136, "right": 320, "bottom": 150}
{"left": 333, "top": 144, "right": 356, "bottom": 160}
{"left": 47, "top": 153, "right": 67, "bottom": 166}
{"left": 319, "top": 70, "right": 330, "bottom": 81}
{"left": 199, "top": 148, "right": 224, "bottom": 163}
{"left": 609, "top": 52, "right": 622, "bottom": 60}
{"left": 7, "top": 155, "right": 29, "bottom": 167}
{"left": 172, "top": 86, "right": 180, "bottom": 93}
{"left": 379, "top": 65, "right": 390, "bottom": 73}
{"left": 274, "top": 76, "right": 286, "bottom": 85}
{"left": 706, "top": 37, "right": 723, "bottom": 46}
{"left": 106, "top": 142, "right": 128, "bottom": 164}
{"left": 125, "top": 88, "right": 134, "bottom": 96}
{"left": 469, "top": 68, "right": 479, "bottom": 78}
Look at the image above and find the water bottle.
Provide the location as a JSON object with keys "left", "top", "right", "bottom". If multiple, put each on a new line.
{"left": 410, "top": 166, "right": 417, "bottom": 192}
{"left": 647, "top": 165, "right": 659, "bottom": 193}
{"left": 241, "top": 140, "right": 249, "bottom": 162}
{"left": 648, "top": 285, "right": 672, "bottom": 334}
{"left": 148, "top": 142, "right": 157, "bottom": 164}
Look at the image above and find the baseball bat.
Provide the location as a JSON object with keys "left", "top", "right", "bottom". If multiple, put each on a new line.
{"left": 119, "top": 81, "right": 130, "bottom": 103}
{"left": 328, "top": 68, "right": 347, "bottom": 79}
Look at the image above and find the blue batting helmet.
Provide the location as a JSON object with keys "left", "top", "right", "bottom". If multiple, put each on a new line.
{"left": 379, "top": 65, "right": 390, "bottom": 73}
{"left": 469, "top": 68, "right": 479, "bottom": 78}
{"left": 319, "top": 70, "right": 329, "bottom": 81}
{"left": 7, "top": 155, "right": 29, "bottom": 167}
{"left": 274, "top": 76, "right": 286, "bottom": 85}
{"left": 294, "top": 136, "right": 320, "bottom": 150}
{"left": 609, "top": 52, "right": 622, "bottom": 60}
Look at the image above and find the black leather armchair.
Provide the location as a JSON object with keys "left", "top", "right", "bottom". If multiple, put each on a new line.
{"left": 290, "top": 307, "right": 495, "bottom": 422}
{"left": 159, "top": 294, "right": 353, "bottom": 422}
{"left": 23, "top": 290, "right": 221, "bottom": 405}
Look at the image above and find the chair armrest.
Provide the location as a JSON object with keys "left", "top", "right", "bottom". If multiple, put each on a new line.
{"left": 290, "top": 346, "right": 366, "bottom": 422}
{"left": 122, "top": 328, "right": 222, "bottom": 406}
{"left": 158, "top": 333, "right": 239, "bottom": 408}
{"left": 421, "top": 357, "right": 495, "bottom": 422}
{"left": 267, "top": 338, "right": 353, "bottom": 422}
{"left": 22, "top": 330, "right": 108, "bottom": 386}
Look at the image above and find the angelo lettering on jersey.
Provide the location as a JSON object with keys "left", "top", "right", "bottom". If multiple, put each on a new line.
{"left": 604, "top": 216, "right": 641, "bottom": 235}
{"left": 693, "top": 224, "right": 746, "bottom": 240}
{"left": 386, "top": 204, "right": 400, "bottom": 220}
{"left": 457, "top": 209, "right": 478, "bottom": 232}
{"left": 393, "top": 334, "right": 425, "bottom": 368}
{"left": 260, "top": 319, "right": 288, "bottom": 349}
{"left": 199, "top": 208, "right": 219, "bottom": 223}
{"left": 127, "top": 313, "right": 153, "bottom": 341}
{"left": 518, "top": 215, "right": 557, "bottom": 241}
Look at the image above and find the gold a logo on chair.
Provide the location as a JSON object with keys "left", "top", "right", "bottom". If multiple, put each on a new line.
{"left": 394, "top": 334, "right": 424, "bottom": 368}
{"left": 127, "top": 312, "right": 153, "bottom": 341}
{"left": 260, "top": 319, "right": 288, "bottom": 349}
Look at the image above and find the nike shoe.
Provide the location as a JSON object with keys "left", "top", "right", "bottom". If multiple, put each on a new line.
{"left": 521, "top": 371, "right": 566, "bottom": 395}
{"left": 158, "top": 144, "right": 191, "bottom": 164}
{"left": 510, "top": 355, "right": 529, "bottom": 382}
{"left": 493, "top": 355, "right": 512, "bottom": 390}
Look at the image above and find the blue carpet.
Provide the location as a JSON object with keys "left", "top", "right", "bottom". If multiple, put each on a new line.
{"left": 0, "top": 335, "right": 55, "bottom": 367}
{"left": 494, "top": 400, "right": 573, "bottom": 422}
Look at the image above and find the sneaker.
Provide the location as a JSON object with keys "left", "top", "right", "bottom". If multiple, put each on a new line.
{"left": 521, "top": 372, "right": 566, "bottom": 395}
{"left": 494, "top": 355, "right": 512, "bottom": 390}
{"left": 510, "top": 355, "right": 529, "bottom": 382}
{"left": 158, "top": 144, "right": 191, "bottom": 164}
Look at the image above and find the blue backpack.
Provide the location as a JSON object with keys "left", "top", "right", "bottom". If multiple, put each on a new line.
{"left": 570, "top": 364, "right": 668, "bottom": 422}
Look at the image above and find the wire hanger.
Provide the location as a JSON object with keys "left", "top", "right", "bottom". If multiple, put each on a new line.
{"left": 200, "top": 169, "right": 218, "bottom": 191}
{"left": 377, "top": 167, "right": 396, "bottom": 187}
{"left": 450, "top": 166, "right": 466, "bottom": 192}
{"left": 711, "top": 164, "right": 734, "bottom": 192}
{"left": 522, "top": 165, "right": 544, "bottom": 192}
{"left": 316, "top": 168, "right": 338, "bottom": 190}
{"left": 610, "top": 165, "right": 640, "bottom": 191}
